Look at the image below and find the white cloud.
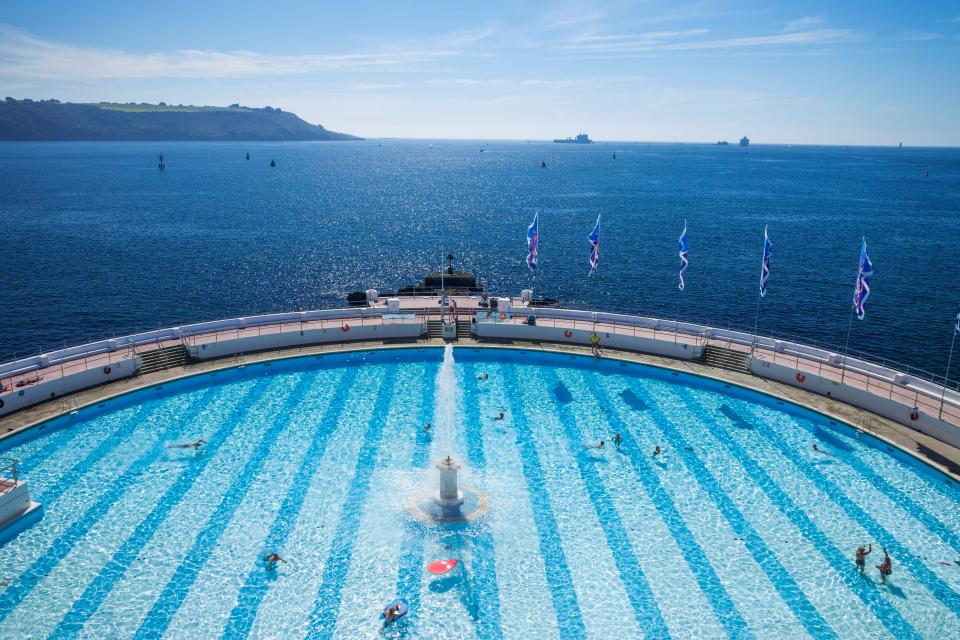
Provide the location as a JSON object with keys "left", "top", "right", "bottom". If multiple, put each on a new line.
{"left": 784, "top": 16, "right": 825, "bottom": 32}
{"left": 0, "top": 25, "right": 490, "bottom": 81}
{"left": 558, "top": 28, "right": 866, "bottom": 54}
{"left": 895, "top": 29, "right": 941, "bottom": 41}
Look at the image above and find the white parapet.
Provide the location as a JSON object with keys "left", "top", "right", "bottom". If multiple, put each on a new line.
{"left": 0, "top": 480, "right": 43, "bottom": 546}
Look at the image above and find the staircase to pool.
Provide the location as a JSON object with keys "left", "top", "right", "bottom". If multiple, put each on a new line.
{"left": 138, "top": 344, "right": 192, "bottom": 375}
{"left": 700, "top": 345, "right": 751, "bottom": 374}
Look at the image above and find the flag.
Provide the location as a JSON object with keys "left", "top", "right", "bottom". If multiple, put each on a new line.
{"left": 587, "top": 214, "right": 601, "bottom": 275}
{"left": 759, "top": 225, "right": 772, "bottom": 297}
{"left": 677, "top": 222, "right": 688, "bottom": 290}
{"left": 955, "top": 309, "right": 959, "bottom": 333}
{"left": 853, "top": 238, "right": 873, "bottom": 320}
{"left": 526, "top": 213, "right": 539, "bottom": 270}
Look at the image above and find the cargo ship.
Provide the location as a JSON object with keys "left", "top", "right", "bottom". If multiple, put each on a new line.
{"left": 553, "top": 133, "right": 592, "bottom": 144}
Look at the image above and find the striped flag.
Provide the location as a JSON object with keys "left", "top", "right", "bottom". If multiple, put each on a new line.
{"left": 955, "top": 309, "right": 959, "bottom": 333}
{"left": 677, "top": 222, "right": 688, "bottom": 290}
{"left": 526, "top": 213, "right": 539, "bottom": 271}
{"left": 587, "top": 214, "right": 601, "bottom": 275}
{"left": 853, "top": 238, "right": 873, "bottom": 320}
{"left": 759, "top": 225, "right": 772, "bottom": 297}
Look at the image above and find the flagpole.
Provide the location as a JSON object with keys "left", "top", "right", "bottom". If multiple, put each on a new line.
{"left": 939, "top": 326, "right": 958, "bottom": 420}
{"left": 840, "top": 304, "right": 855, "bottom": 384}
{"left": 750, "top": 290, "right": 763, "bottom": 357}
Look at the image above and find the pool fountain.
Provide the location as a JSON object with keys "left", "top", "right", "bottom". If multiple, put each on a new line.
{"left": 411, "top": 345, "right": 487, "bottom": 523}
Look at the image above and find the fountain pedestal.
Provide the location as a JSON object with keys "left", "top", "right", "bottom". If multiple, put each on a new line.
{"left": 436, "top": 456, "right": 464, "bottom": 512}
{"left": 409, "top": 455, "right": 488, "bottom": 523}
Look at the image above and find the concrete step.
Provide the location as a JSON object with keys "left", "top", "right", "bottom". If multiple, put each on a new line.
{"left": 701, "top": 345, "right": 751, "bottom": 374}
{"left": 138, "top": 344, "right": 191, "bottom": 375}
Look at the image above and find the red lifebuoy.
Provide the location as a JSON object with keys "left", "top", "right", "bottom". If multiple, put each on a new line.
{"left": 341, "top": 324, "right": 350, "bottom": 332}
{"left": 564, "top": 330, "right": 573, "bottom": 338}
{"left": 499, "top": 312, "right": 506, "bottom": 320}
{"left": 795, "top": 372, "right": 806, "bottom": 383}
{"left": 103, "top": 366, "right": 112, "bottom": 375}
{"left": 910, "top": 408, "right": 919, "bottom": 421}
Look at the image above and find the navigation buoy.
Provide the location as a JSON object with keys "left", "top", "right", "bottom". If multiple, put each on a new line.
{"left": 428, "top": 559, "right": 459, "bottom": 575}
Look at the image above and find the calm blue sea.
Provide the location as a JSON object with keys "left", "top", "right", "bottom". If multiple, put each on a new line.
{"left": 0, "top": 140, "right": 958, "bottom": 377}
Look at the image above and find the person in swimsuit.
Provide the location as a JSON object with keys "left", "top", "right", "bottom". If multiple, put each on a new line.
{"left": 653, "top": 445, "right": 663, "bottom": 457}
{"left": 382, "top": 603, "right": 402, "bottom": 623}
{"left": 876, "top": 547, "right": 892, "bottom": 583}
{"left": 613, "top": 433, "right": 622, "bottom": 449}
{"left": 168, "top": 439, "right": 206, "bottom": 449}
{"left": 592, "top": 440, "right": 605, "bottom": 449}
{"left": 476, "top": 373, "right": 489, "bottom": 381}
{"left": 493, "top": 412, "right": 504, "bottom": 420}
{"left": 424, "top": 423, "right": 432, "bottom": 432}
{"left": 855, "top": 543, "right": 872, "bottom": 573}
{"left": 264, "top": 552, "right": 287, "bottom": 571}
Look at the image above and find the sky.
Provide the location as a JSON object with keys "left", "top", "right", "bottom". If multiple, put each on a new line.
{"left": 1, "top": 1, "right": 958, "bottom": 145}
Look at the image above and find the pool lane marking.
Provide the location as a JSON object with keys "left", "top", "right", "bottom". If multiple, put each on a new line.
{"left": 45, "top": 381, "right": 275, "bottom": 638}
{"left": 18, "top": 405, "right": 145, "bottom": 475}
{"left": 130, "top": 373, "right": 322, "bottom": 640}
{"left": 0, "top": 386, "right": 220, "bottom": 626}
{"left": 219, "top": 367, "right": 361, "bottom": 639}
{"left": 303, "top": 369, "right": 400, "bottom": 640}
{"left": 498, "top": 364, "right": 587, "bottom": 640}
{"left": 675, "top": 389, "right": 921, "bottom": 640}
{"left": 764, "top": 407, "right": 960, "bottom": 557}
{"left": 537, "top": 368, "right": 669, "bottom": 638}
{"left": 622, "top": 380, "right": 836, "bottom": 639}
{"left": 735, "top": 399, "right": 960, "bottom": 620}
{"left": 393, "top": 366, "right": 440, "bottom": 638}
{"left": 579, "top": 378, "right": 754, "bottom": 639}
{"left": 34, "top": 403, "right": 159, "bottom": 507}
{"left": 461, "top": 361, "right": 487, "bottom": 468}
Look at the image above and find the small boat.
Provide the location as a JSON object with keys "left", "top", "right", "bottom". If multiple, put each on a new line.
{"left": 270, "top": 159, "right": 276, "bottom": 167}
{"left": 246, "top": 152, "right": 250, "bottom": 160}
{"left": 540, "top": 160, "right": 546, "bottom": 168}
{"left": 158, "top": 154, "right": 165, "bottom": 170}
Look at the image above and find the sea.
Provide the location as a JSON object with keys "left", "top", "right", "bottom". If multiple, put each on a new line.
{"left": 1, "top": 140, "right": 958, "bottom": 380}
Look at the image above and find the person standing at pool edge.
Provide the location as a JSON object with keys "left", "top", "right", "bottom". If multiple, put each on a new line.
{"left": 855, "top": 543, "right": 872, "bottom": 573}
{"left": 591, "top": 331, "right": 601, "bottom": 356}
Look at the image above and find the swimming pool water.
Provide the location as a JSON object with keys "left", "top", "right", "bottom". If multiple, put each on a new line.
{"left": 0, "top": 347, "right": 958, "bottom": 639}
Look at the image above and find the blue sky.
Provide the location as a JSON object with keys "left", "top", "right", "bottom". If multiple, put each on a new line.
{"left": 1, "top": 1, "right": 958, "bottom": 144}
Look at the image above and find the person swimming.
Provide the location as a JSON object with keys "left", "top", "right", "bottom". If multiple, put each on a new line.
{"left": 493, "top": 412, "right": 505, "bottom": 420}
{"left": 876, "top": 547, "right": 892, "bottom": 583}
{"left": 168, "top": 439, "right": 206, "bottom": 449}
{"left": 263, "top": 552, "right": 287, "bottom": 571}
{"left": 613, "top": 433, "right": 622, "bottom": 448}
{"left": 653, "top": 445, "right": 662, "bottom": 457}
{"left": 855, "top": 543, "right": 872, "bottom": 573}
{"left": 587, "top": 440, "right": 604, "bottom": 449}
{"left": 424, "top": 423, "right": 433, "bottom": 432}
{"left": 476, "top": 373, "right": 489, "bottom": 381}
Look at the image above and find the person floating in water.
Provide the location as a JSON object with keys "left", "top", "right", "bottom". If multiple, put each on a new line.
{"left": 591, "top": 332, "right": 602, "bottom": 357}
{"left": 168, "top": 438, "right": 206, "bottom": 449}
{"left": 613, "top": 433, "right": 622, "bottom": 449}
{"left": 476, "top": 373, "right": 489, "bottom": 381}
{"left": 876, "top": 547, "right": 892, "bottom": 583}
{"left": 855, "top": 543, "right": 872, "bottom": 574}
{"left": 493, "top": 412, "right": 505, "bottom": 421}
{"left": 424, "top": 423, "right": 433, "bottom": 432}
{"left": 653, "top": 445, "right": 662, "bottom": 457}
{"left": 588, "top": 440, "right": 604, "bottom": 449}
{"left": 263, "top": 552, "right": 287, "bottom": 571}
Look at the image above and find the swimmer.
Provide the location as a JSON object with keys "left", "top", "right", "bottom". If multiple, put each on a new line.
{"left": 876, "top": 547, "right": 892, "bottom": 583}
{"left": 424, "top": 423, "right": 433, "bottom": 432}
{"left": 493, "top": 412, "right": 505, "bottom": 421}
{"left": 613, "top": 433, "right": 622, "bottom": 449}
{"left": 587, "top": 440, "right": 604, "bottom": 449}
{"left": 263, "top": 552, "right": 287, "bottom": 571}
{"left": 168, "top": 438, "right": 206, "bottom": 449}
{"left": 855, "top": 543, "right": 872, "bottom": 574}
{"left": 653, "top": 445, "right": 662, "bottom": 457}
{"left": 382, "top": 603, "right": 403, "bottom": 627}
{"left": 476, "top": 373, "right": 489, "bottom": 381}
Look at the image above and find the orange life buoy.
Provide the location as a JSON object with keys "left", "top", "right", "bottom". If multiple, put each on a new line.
{"left": 499, "top": 312, "right": 506, "bottom": 320}
{"left": 795, "top": 372, "right": 806, "bottom": 383}
{"left": 103, "top": 366, "right": 112, "bottom": 375}
{"left": 564, "top": 330, "right": 573, "bottom": 338}
{"left": 910, "top": 408, "right": 919, "bottom": 421}
{"left": 341, "top": 324, "right": 350, "bottom": 332}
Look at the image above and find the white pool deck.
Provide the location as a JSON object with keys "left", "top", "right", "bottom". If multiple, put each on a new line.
{"left": 1, "top": 296, "right": 959, "bottom": 480}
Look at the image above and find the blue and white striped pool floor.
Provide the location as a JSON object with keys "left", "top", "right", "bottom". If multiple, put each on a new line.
{"left": 0, "top": 347, "right": 958, "bottom": 639}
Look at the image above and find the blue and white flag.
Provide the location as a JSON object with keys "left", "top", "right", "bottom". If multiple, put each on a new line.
{"left": 677, "top": 222, "right": 688, "bottom": 290}
{"left": 587, "top": 214, "right": 601, "bottom": 275}
{"left": 526, "top": 213, "right": 539, "bottom": 271}
{"left": 759, "top": 225, "right": 772, "bottom": 297}
{"left": 955, "top": 309, "right": 959, "bottom": 333}
{"left": 853, "top": 238, "right": 873, "bottom": 320}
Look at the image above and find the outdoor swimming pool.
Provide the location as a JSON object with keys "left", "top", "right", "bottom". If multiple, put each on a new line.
{"left": 0, "top": 346, "right": 958, "bottom": 639}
